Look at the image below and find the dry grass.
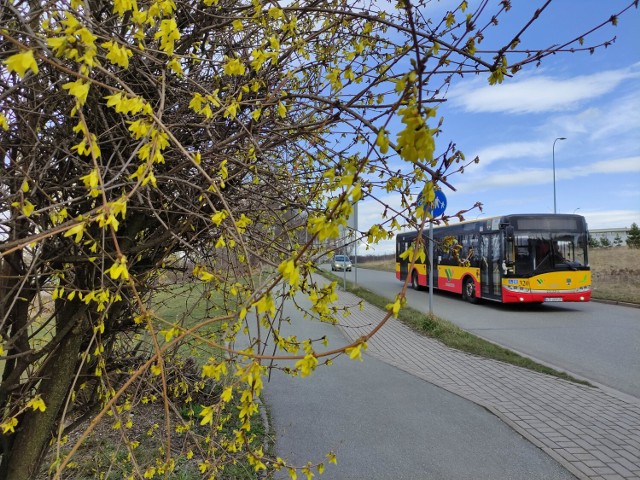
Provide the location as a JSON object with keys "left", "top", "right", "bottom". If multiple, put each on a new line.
{"left": 589, "top": 247, "right": 640, "bottom": 304}
{"left": 356, "top": 247, "right": 640, "bottom": 305}
{"left": 356, "top": 258, "right": 396, "bottom": 271}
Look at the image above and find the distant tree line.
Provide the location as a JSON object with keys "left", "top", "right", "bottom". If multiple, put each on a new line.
{"left": 588, "top": 223, "right": 640, "bottom": 249}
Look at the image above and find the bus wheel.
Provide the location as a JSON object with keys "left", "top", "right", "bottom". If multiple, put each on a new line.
{"left": 411, "top": 271, "right": 420, "bottom": 290}
{"left": 463, "top": 278, "right": 477, "bottom": 304}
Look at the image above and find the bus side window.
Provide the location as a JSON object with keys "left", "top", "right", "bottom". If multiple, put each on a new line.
{"left": 515, "top": 237, "right": 530, "bottom": 272}
{"left": 468, "top": 235, "right": 478, "bottom": 267}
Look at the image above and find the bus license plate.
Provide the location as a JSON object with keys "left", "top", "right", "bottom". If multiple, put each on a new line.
{"left": 544, "top": 297, "right": 563, "bottom": 302}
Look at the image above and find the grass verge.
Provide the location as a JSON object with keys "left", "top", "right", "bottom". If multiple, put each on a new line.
{"left": 323, "top": 271, "right": 591, "bottom": 386}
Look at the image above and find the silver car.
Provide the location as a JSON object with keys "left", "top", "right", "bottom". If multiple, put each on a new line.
{"left": 332, "top": 255, "right": 352, "bottom": 271}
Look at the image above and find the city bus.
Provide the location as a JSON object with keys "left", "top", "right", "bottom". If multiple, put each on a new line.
{"left": 396, "top": 213, "right": 592, "bottom": 304}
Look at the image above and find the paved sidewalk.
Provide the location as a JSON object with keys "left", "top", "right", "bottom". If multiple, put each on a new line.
{"left": 334, "top": 290, "right": 640, "bottom": 480}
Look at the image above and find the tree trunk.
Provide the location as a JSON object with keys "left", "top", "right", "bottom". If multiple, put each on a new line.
{"left": 0, "top": 302, "right": 87, "bottom": 480}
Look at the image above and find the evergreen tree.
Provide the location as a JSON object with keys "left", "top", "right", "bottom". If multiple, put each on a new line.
{"left": 627, "top": 223, "right": 640, "bottom": 249}
{"left": 613, "top": 233, "right": 623, "bottom": 247}
{"left": 600, "top": 237, "right": 612, "bottom": 248}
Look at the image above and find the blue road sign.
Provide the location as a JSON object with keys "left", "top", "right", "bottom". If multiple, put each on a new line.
{"left": 430, "top": 190, "right": 447, "bottom": 217}
{"left": 417, "top": 189, "right": 447, "bottom": 217}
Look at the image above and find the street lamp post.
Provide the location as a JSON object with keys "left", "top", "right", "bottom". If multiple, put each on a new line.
{"left": 553, "top": 137, "right": 567, "bottom": 214}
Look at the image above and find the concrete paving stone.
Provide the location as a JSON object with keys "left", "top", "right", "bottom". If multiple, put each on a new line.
{"left": 573, "top": 462, "right": 598, "bottom": 477}
{"left": 600, "top": 475, "right": 626, "bottom": 480}
{"left": 556, "top": 440, "right": 580, "bottom": 448}
{"left": 540, "top": 438, "right": 560, "bottom": 449}
{"left": 566, "top": 447, "right": 589, "bottom": 455}
{"left": 612, "top": 456, "right": 640, "bottom": 472}
{"left": 573, "top": 453, "right": 598, "bottom": 462}
{"left": 555, "top": 450, "right": 580, "bottom": 462}
{"left": 593, "top": 466, "right": 618, "bottom": 475}
{"left": 548, "top": 419, "right": 573, "bottom": 428}
{"left": 617, "top": 415, "right": 639, "bottom": 427}
{"left": 580, "top": 428, "right": 606, "bottom": 439}
{"left": 592, "top": 450, "right": 619, "bottom": 463}
{"left": 537, "top": 426, "right": 560, "bottom": 434}
{"left": 609, "top": 463, "right": 634, "bottom": 477}
{"left": 574, "top": 438, "right": 605, "bottom": 451}
{"left": 618, "top": 448, "right": 640, "bottom": 463}
{"left": 595, "top": 444, "right": 621, "bottom": 457}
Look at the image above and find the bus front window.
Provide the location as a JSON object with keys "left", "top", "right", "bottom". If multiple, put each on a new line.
{"left": 512, "top": 233, "right": 586, "bottom": 276}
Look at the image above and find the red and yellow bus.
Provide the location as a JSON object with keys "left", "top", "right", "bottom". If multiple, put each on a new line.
{"left": 396, "top": 213, "right": 591, "bottom": 304}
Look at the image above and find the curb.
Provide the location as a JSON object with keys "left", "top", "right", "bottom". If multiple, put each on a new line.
{"left": 591, "top": 298, "right": 640, "bottom": 309}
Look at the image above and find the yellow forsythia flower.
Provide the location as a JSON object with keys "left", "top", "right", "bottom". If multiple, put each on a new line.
{"left": 62, "top": 80, "right": 91, "bottom": 105}
{"left": 64, "top": 222, "right": 86, "bottom": 243}
{"left": 295, "top": 354, "right": 318, "bottom": 377}
{"left": 143, "top": 467, "right": 156, "bottom": 478}
{"left": 107, "top": 256, "right": 129, "bottom": 280}
{"left": 221, "top": 387, "right": 233, "bottom": 402}
{"left": 376, "top": 128, "right": 389, "bottom": 154}
{"left": 4, "top": 50, "right": 39, "bottom": 78}
{"left": 102, "top": 40, "right": 133, "bottom": 68}
{"left": 0, "top": 417, "right": 18, "bottom": 434}
{"left": 199, "top": 405, "right": 215, "bottom": 426}
{"left": 223, "top": 57, "right": 246, "bottom": 76}
{"left": 22, "top": 200, "right": 35, "bottom": 217}
{"left": 155, "top": 18, "right": 180, "bottom": 55}
{"left": 210, "top": 210, "right": 227, "bottom": 226}
{"left": 252, "top": 294, "right": 275, "bottom": 316}
{"left": 345, "top": 342, "right": 367, "bottom": 361}
{"left": 278, "top": 259, "right": 300, "bottom": 287}
{"left": 277, "top": 102, "right": 287, "bottom": 118}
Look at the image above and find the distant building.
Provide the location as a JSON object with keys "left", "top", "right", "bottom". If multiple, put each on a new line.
{"left": 588, "top": 227, "right": 629, "bottom": 245}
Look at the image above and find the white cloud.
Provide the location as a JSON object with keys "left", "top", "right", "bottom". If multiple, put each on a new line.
{"left": 583, "top": 210, "right": 640, "bottom": 230}
{"left": 576, "top": 157, "right": 640, "bottom": 176}
{"left": 453, "top": 156, "right": 640, "bottom": 194}
{"left": 448, "top": 66, "right": 640, "bottom": 114}
{"left": 549, "top": 90, "right": 640, "bottom": 143}
{"left": 472, "top": 141, "right": 548, "bottom": 169}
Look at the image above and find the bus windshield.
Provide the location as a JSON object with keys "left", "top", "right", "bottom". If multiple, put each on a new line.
{"left": 511, "top": 232, "right": 587, "bottom": 275}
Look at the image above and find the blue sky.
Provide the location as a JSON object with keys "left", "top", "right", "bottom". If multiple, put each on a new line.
{"left": 358, "top": 0, "right": 640, "bottom": 254}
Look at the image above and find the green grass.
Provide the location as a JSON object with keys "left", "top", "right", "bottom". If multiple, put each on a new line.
{"left": 43, "top": 281, "right": 269, "bottom": 480}
{"left": 323, "top": 271, "right": 591, "bottom": 386}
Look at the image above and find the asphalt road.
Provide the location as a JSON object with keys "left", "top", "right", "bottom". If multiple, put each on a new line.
{"left": 337, "top": 267, "right": 640, "bottom": 399}
{"left": 258, "top": 297, "right": 575, "bottom": 480}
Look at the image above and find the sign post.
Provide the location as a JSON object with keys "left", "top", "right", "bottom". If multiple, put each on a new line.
{"left": 422, "top": 190, "right": 447, "bottom": 314}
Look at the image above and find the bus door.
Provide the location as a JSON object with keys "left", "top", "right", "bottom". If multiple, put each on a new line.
{"left": 479, "top": 233, "right": 503, "bottom": 300}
